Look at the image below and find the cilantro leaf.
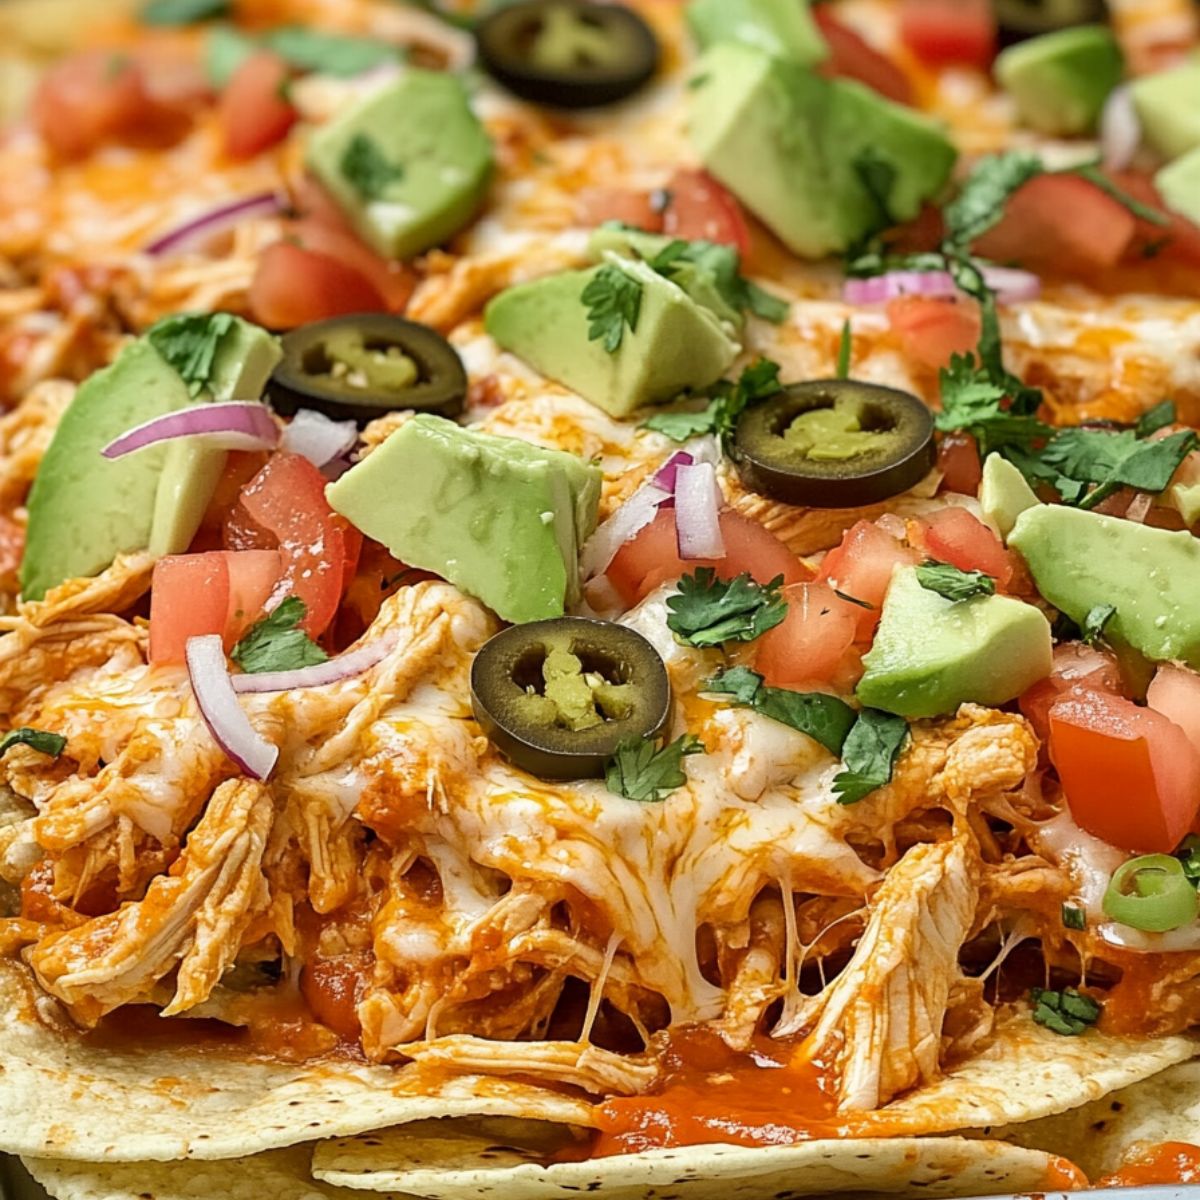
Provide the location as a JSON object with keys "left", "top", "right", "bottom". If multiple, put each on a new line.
{"left": 943, "top": 151, "right": 1045, "bottom": 246}
{"left": 1082, "top": 603, "right": 1116, "bottom": 647}
{"left": 852, "top": 146, "right": 899, "bottom": 231}
{"left": 232, "top": 597, "right": 329, "bottom": 675}
{"left": 703, "top": 667, "right": 859, "bottom": 756}
{"left": 836, "top": 319, "right": 852, "bottom": 379}
{"left": 1071, "top": 428, "right": 1197, "bottom": 510}
{"left": 1040, "top": 428, "right": 1137, "bottom": 484}
{"left": 605, "top": 733, "right": 704, "bottom": 803}
{"left": 1030, "top": 986, "right": 1101, "bottom": 1036}
{"left": 0, "top": 727, "right": 67, "bottom": 760}
{"left": 831, "top": 709, "right": 909, "bottom": 805}
{"left": 745, "top": 281, "right": 790, "bottom": 323}
{"left": 647, "top": 238, "right": 788, "bottom": 324}
{"left": 936, "top": 352, "right": 1052, "bottom": 460}
{"left": 641, "top": 359, "right": 782, "bottom": 444}
{"left": 264, "top": 26, "right": 403, "bottom": 76}
{"left": 666, "top": 569, "right": 787, "bottom": 648}
{"left": 1061, "top": 904, "right": 1087, "bottom": 931}
{"left": 146, "top": 312, "right": 237, "bottom": 398}
{"left": 582, "top": 264, "right": 643, "bottom": 353}
{"left": 142, "top": 0, "right": 228, "bottom": 24}
{"left": 1136, "top": 399, "right": 1177, "bottom": 439}
{"left": 340, "top": 133, "right": 405, "bottom": 201}
{"left": 915, "top": 561, "right": 997, "bottom": 603}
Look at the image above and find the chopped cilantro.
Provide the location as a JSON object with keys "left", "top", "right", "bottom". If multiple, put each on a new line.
{"left": 703, "top": 668, "right": 858, "bottom": 757}
{"left": 146, "top": 312, "right": 238, "bottom": 398}
{"left": 936, "top": 351, "right": 1051, "bottom": 461}
{"left": 666, "top": 569, "right": 787, "bottom": 648}
{"left": 582, "top": 264, "right": 643, "bottom": 353}
{"left": 942, "top": 151, "right": 1045, "bottom": 247}
{"left": 641, "top": 359, "right": 783, "bottom": 445}
{"left": 915, "top": 561, "right": 997, "bottom": 603}
{"left": 1136, "top": 399, "right": 1177, "bottom": 439}
{"left": 1081, "top": 604, "right": 1116, "bottom": 647}
{"left": 1061, "top": 904, "right": 1087, "bottom": 932}
{"left": 647, "top": 238, "right": 788, "bottom": 324}
{"left": 836, "top": 319, "right": 853, "bottom": 379}
{"left": 232, "top": 597, "right": 328, "bottom": 675}
{"left": 832, "top": 709, "right": 909, "bottom": 805}
{"left": 141, "top": 0, "right": 228, "bottom": 24}
{"left": 0, "top": 727, "right": 67, "bottom": 760}
{"left": 264, "top": 26, "right": 403, "bottom": 77}
{"left": 340, "top": 133, "right": 405, "bottom": 201}
{"left": 1030, "top": 986, "right": 1101, "bottom": 1036}
{"left": 852, "top": 147, "right": 899, "bottom": 231}
{"left": 605, "top": 733, "right": 704, "bottom": 803}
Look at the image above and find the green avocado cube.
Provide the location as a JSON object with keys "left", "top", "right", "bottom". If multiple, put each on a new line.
{"left": 1156, "top": 146, "right": 1200, "bottom": 227}
{"left": 686, "top": 0, "right": 827, "bottom": 66}
{"left": 1132, "top": 61, "right": 1200, "bottom": 160}
{"left": 995, "top": 26, "right": 1124, "bottom": 137}
{"left": 1009, "top": 505, "right": 1200, "bottom": 669}
{"left": 324, "top": 414, "right": 601, "bottom": 625}
{"left": 306, "top": 71, "right": 493, "bottom": 260}
{"left": 687, "top": 43, "right": 956, "bottom": 259}
{"left": 978, "top": 453, "right": 1040, "bottom": 540}
{"left": 484, "top": 258, "right": 740, "bottom": 418}
{"left": 856, "top": 566, "right": 1053, "bottom": 719}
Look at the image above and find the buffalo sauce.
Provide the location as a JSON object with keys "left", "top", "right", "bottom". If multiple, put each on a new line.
{"left": 1097, "top": 1142, "right": 1200, "bottom": 1187}
{"left": 592, "top": 1026, "right": 841, "bottom": 1155}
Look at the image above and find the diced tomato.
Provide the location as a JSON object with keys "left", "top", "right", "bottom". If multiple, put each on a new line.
{"left": 1147, "top": 663, "right": 1200, "bottom": 762}
{"left": 238, "top": 453, "right": 355, "bottom": 637}
{"left": 218, "top": 50, "right": 297, "bottom": 160}
{"left": 287, "top": 216, "right": 417, "bottom": 311}
{"left": 753, "top": 582, "right": 862, "bottom": 689}
{"left": 1049, "top": 688, "right": 1200, "bottom": 853}
{"left": 887, "top": 296, "right": 981, "bottom": 372}
{"left": 248, "top": 242, "right": 387, "bottom": 331}
{"left": 912, "top": 507, "right": 1014, "bottom": 590}
{"left": 813, "top": 6, "right": 914, "bottom": 105}
{"left": 31, "top": 50, "right": 151, "bottom": 159}
{"left": 1111, "top": 170, "right": 1200, "bottom": 270}
{"left": 818, "top": 519, "right": 919, "bottom": 636}
{"left": 1019, "top": 642, "right": 1124, "bottom": 743}
{"left": 606, "top": 509, "right": 811, "bottom": 607}
{"left": 300, "top": 951, "right": 372, "bottom": 1041}
{"left": 973, "top": 174, "right": 1137, "bottom": 276}
{"left": 661, "top": 169, "right": 751, "bottom": 255}
{"left": 899, "top": 0, "right": 996, "bottom": 71}
{"left": 149, "top": 550, "right": 282, "bottom": 665}
{"left": 576, "top": 187, "right": 665, "bottom": 233}
{"left": 937, "top": 431, "right": 983, "bottom": 496}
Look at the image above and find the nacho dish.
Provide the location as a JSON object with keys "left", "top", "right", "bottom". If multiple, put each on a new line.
{"left": 12, "top": 1, "right": 1200, "bottom": 1197}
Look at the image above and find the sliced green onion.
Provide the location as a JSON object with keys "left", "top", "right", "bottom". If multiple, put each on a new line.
{"left": 1102, "top": 854, "right": 1200, "bottom": 933}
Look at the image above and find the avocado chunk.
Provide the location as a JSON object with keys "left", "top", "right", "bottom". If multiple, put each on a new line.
{"left": 306, "top": 71, "right": 492, "bottom": 260}
{"left": 687, "top": 0, "right": 827, "bottom": 66}
{"left": 995, "top": 26, "right": 1123, "bottom": 137}
{"left": 979, "top": 453, "right": 1040, "bottom": 540}
{"left": 1132, "top": 61, "right": 1200, "bottom": 161}
{"left": 484, "top": 258, "right": 740, "bottom": 418}
{"left": 1009, "top": 505, "right": 1200, "bottom": 669}
{"left": 687, "top": 43, "right": 956, "bottom": 259}
{"left": 1155, "top": 146, "right": 1200, "bottom": 227}
{"left": 857, "top": 566, "right": 1053, "bottom": 719}
{"left": 21, "top": 318, "right": 281, "bottom": 601}
{"left": 324, "top": 414, "right": 602, "bottom": 624}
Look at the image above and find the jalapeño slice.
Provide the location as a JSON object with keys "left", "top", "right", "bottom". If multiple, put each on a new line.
{"left": 475, "top": 1, "right": 660, "bottom": 109}
{"left": 471, "top": 617, "right": 671, "bottom": 780}
{"left": 993, "top": 0, "right": 1107, "bottom": 44}
{"left": 268, "top": 314, "right": 467, "bottom": 426}
{"left": 732, "top": 380, "right": 935, "bottom": 508}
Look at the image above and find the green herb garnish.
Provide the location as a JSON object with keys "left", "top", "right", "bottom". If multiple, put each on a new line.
{"left": 1136, "top": 399, "right": 1176, "bottom": 439}
{"left": 146, "top": 312, "right": 238, "bottom": 398}
{"left": 836, "top": 319, "right": 853, "bottom": 379}
{"left": 141, "top": 0, "right": 229, "bottom": 24}
{"left": 641, "top": 358, "right": 782, "bottom": 444}
{"left": 605, "top": 733, "right": 704, "bottom": 803}
{"left": 0, "top": 728, "right": 67, "bottom": 760}
{"left": 831, "top": 709, "right": 909, "bottom": 805}
{"left": 666, "top": 569, "right": 787, "bottom": 648}
{"left": 264, "top": 26, "right": 403, "bottom": 77}
{"left": 340, "top": 133, "right": 405, "bottom": 201}
{"left": 583, "top": 264, "right": 643, "bottom": 353}
{"left": 647, "top": 238, "right": 787, "bottom": 324}
{"left": 915, "top": 561, "right": 997, "bottom": 603}
{"left": 1061, "top": 904, "right": 1087, "bottom": 931}
{"left": 232, "top": 597, "right": 328, "bottom": 675}
{"left": 1081, "top": 604, "right": 1117, "bottom": 647}
{"left": 1031, "top": 986, "right": 1101, "bottom": 1036}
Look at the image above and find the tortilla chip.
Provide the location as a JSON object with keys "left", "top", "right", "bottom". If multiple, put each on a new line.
{"left": 23, "top": 1146, "right": 414, "bottom": 1200}
{"left": 985, "top": 1059, "right": 1200, "bottom": 1180}
{"left": 0, "top": 961, "right": 590, "bottom": 1162}
{"left": 311, "top": 1120, "right": 1063, "bottom": 1199}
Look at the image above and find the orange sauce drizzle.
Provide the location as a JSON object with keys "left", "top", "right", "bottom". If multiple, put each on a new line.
{"left": 1097, "top": 1142, "right": 1200, "bottom": 1188}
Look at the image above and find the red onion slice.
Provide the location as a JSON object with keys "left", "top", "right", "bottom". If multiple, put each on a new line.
{"left": 580, "top": 481, "right": 671, "bottom": 580}
{"left": 1101, "top": 85, "right": 1141, "bottom": 173}
{"left": 653, "top": 451, "right": 694, "bottom": 492}
{"left": 232, "top": 632, "right": 396, "bottom": 694}
{"left": 145, "top": 191, "right": 286, "bottom": 258}
{"left": 102, "top": 402, "right": 280, "bottom": 459}
{"left": 843, "top": 266, "right": 1041, "bottom": 307}
{"left": 674, "top": 462, "right": 725, "bottom": 560}
{"left": 186, "top": 635, "right": 278, "bottom": 780}
{"left": 279, "top": 408, "right": 359, "bottom": 468}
